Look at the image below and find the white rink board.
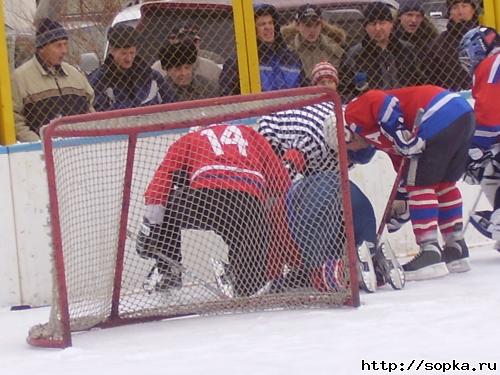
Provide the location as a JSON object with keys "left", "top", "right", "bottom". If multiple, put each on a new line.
{"left": 7, "top": 147, "right": 53, "bottom": 307}
{"left": 0, "top": 150, "right": 21, "bottom": 306}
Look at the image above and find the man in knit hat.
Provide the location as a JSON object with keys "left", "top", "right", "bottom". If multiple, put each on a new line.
{"left": 338, "top": 2, "right": 424, "bottom": 101}
{"left": 89, "top": 24, "right": 173, "bottom": 111}
{"left": 394, "top": 0, "right": 438, "bottom": 53}
{"left": 11, "top": 18, "right": 94, "bottom": 142}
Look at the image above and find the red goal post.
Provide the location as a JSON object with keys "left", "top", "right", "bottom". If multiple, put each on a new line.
{"left": 28, "top": 87, "right": 359, "bottom": 348}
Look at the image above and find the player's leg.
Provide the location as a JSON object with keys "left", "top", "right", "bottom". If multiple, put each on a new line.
{"left": 211, "top": 190, "right": 269, "bottom": 297}
{"left": 349, "top": 181, "right": 405, "bottom": 290}
{"left": 437, "top": 113, "right": 474, "bottom": 271}
{"left": 286, "top": 172, "right": 353, "bottom": 292}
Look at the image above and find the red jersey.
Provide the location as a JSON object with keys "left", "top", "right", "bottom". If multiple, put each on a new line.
{"left": 472, "top": 53, "right": 500, "bottom": 149}
{"left": 345, "top": 85, "right": 471, "bottom": 155}
{"left": 145, "top": 124, "right": 291, "bottom": 206}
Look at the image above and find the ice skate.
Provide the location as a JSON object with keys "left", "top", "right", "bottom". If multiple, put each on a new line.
{"left": 372, "top": 242, "right": 405, "bottom": 290}
{"left": 402, "top": 242, "right": 449, "bottom": 281}
{"left": 442, "top": 239, "right": 471, "bottom": 273}
{"left": 357, "top": 242, "right": 377, "bottom": 293}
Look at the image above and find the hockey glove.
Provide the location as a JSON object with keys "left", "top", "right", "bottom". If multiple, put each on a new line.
{"left": 136, "top": 217, "right": 164, "bottom": 260}
{"left": 463, "top": 148, "right": 492, "bottom": 185}
{"left": 393, "top": 129, "right": 426, "bottom": 157}
{"left": 387, "top": 194, "right": 410, "bottom": 233}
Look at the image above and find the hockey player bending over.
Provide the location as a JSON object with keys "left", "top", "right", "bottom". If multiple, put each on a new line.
{"left": 258, "top": 96, "right": 404, "bottom": 293}
{"left": 458, "top": 27, "right": 500, "bottom": 249}
{"left": 345, "top": 85, "right": 475, "bottom": 281}
{"left": 136, "top": 124, "right": 291, "bottom": 296}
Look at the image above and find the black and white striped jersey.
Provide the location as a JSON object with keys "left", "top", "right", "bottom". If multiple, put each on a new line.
{"left": 257, "top": 102, "right": 338, "bottom": 175}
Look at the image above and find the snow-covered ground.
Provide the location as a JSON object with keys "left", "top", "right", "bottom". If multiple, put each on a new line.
{"left": 1, "top": 246, "right": 499, "bottom": 375}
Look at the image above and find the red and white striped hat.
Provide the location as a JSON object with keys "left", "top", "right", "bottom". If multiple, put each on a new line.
{"left": 311, "top": 61, "right": 339, "bottom": 86}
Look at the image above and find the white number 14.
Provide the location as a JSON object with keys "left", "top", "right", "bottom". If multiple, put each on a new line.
{"left": 200, "top": 126, "right": 248, "bottom": 156}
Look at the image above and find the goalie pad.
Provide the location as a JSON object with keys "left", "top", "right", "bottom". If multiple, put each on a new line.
{"left": 469, "top": 210, "right": 500, "bottom": 240}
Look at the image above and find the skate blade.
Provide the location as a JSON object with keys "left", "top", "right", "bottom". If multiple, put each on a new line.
{"left": 381, "top": 243, "right": 406, "bottom": 290}
{"left": 404, "top": 262, "right": 449, "bottom": 281}
{"left": 210, "top": 258, "right": 235, "bottom": 298}
{"left": 446, "top": 258, "right": 471, "bottom": 273}
{"left": 357, "top": 243, "right": 377, "bottom": 293}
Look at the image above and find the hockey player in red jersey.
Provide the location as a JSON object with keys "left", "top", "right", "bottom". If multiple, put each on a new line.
{"left": 136, "top": 124, "right": 293, "bottom": 296}
{"left": 345, "top": 85, "right": 475, "bottom": 281}
{"left": 458, "top": 27, "right": 500, "bottom": 247}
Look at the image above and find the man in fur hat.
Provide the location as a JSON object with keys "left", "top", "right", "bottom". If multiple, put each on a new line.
{"left": 159, "top": 40, "right": 219, "bottom": 102}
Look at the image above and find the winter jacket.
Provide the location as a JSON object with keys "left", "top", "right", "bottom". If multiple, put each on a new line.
{"left": 393, "top": 16, "right": 439, "bottom": 57}
{"left": 426, "top": 19, "right": 478, "bottom": 91}
{"left": 89, "top": 55, "right": 173, "bottom": 112}
{"left": 12, "top": 55, "right": 94, "bottom": 142}
{"left": 281, "top": 21, "right": 346, "bottom": 78}
{"left": 165, "top": 74, "right": 219, "bottom": 102}
{"left": 219, "top": 41, "right": 308, "bottom": 96}
{"left": 338, "top": 34, "right": 424, "bottom": 102}
{"left": 152, "top": 56, "right": 222, "bottom": 88}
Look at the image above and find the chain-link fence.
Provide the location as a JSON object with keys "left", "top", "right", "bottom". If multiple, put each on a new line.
{"left": 3, "top": 0, "right": 489, "bottom": 143}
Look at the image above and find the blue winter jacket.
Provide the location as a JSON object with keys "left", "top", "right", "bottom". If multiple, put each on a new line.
{"left": 89, "top": 56, "right": 175, "bottom": 111}
{"left": 220, "top": 42, "right": 308, "bottom": 96}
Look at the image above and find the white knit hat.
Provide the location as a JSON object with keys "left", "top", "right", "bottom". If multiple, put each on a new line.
{"left": 311, "top": 61, "right": 339, "bottom": 85}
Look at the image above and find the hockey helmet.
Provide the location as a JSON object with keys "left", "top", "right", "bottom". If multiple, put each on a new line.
{"left": 459, "top": 26, "right": 500, "bottom": 75}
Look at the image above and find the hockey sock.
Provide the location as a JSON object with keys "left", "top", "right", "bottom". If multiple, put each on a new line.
{"left": 406, "top": 185, "right": 439, "bottom": 244}
{"left": 436, "top": 182, "right": 464, "bottom": 242}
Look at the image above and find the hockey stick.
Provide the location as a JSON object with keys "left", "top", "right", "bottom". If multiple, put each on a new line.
{"left": 376, "top": 108, "right": 425, "bottom": 242}
{"left": 126, "top": 229, "right": 229, "bottom": 299}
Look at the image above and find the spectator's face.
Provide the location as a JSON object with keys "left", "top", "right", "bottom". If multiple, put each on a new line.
{"left": 399, "top": 11, "right": 424, "bottom": 33}
{"left": 167, "top": 64, "right": 194, "bottom": 87}
{"left": 365, "top": 20, "right": 393, "bottom": 46}
{"left": 110, "top": 46, "right": 137, "bottom": 70}
{"left": 449, "top": 2, "right": 475, "bottom": 23}
{"left": 256, "top": 14, "right": 275, "bottom": 44}
{"left": 316, "top": 77, "right": 337, "bottom": 91}
{"left": 298, "top": 18, "right": 322, "bottom": 43}
{"left": 38, "top": 39, "right": 68, "bottom": 67}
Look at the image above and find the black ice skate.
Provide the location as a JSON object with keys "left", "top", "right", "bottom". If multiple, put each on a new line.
{"left": 143, "top": 263, "right": 182, "bottom": 294}
{"left": 442, "top": 239, "right": 471, "bottom": 273}
{"left": 402, "top": 242, "right": 449, "bottom": 281}
{"left": 372, "top": 242, "right": 405, "bottom": 290}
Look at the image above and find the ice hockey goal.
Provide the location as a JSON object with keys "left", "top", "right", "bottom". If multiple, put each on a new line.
{"left": 28, "top": 87, "right": 358, "bottom": 348}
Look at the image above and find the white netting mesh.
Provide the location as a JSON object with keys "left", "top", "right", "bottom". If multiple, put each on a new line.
{"left": 28, "top": 89, "right": 357, "bottom": 348}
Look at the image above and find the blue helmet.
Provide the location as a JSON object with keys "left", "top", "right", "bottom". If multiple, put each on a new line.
{"left": 459, "top": 26, "right": 500, "bottom": 75}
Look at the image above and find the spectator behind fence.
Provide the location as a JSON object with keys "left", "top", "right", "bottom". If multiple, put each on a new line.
{"left": 338, "top": 2, "right": 423, "bottom": 101}
{"left": 151, "top": 25, "right": 222, "bottom": 88}
{"left": 88, "top": 24, "right": 173, "bottom": 112}
{"left": 11, "top": 18, "right": 94, "bottom": 142}
{"left": 394, "top": 0, "right": 439, "bottom": 56}
{"left": 426, "top": 0, "right": 480, "bottom": 91}
{"left": 219, "top": 3, "right": 308, "bottom": 96}
{"left": 159, "top": 40, "right": 219, "bottom": 102}
{"left": 281, "top": 4, "right": 346, "bottom": 82}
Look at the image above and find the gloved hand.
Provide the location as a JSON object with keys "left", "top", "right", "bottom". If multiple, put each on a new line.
{"left": 393, "top": 129, "right": 426, "bottom": 157}
{"left": 463, "top": 148, "right": 492, "bottom": 185}
{"left": 387, "top": 195, "right": 410, "bottom": 233}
